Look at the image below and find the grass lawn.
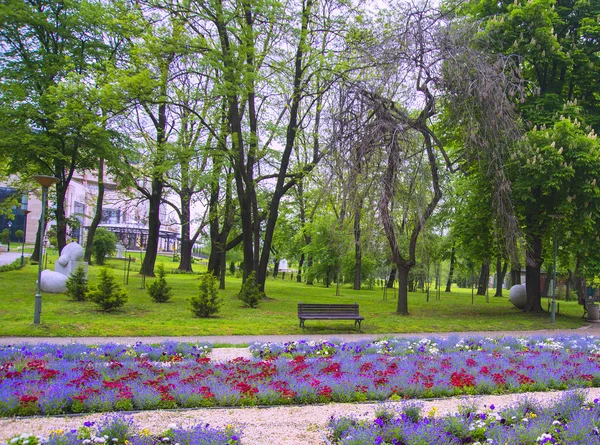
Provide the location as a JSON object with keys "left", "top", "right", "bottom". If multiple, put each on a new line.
{"left": 0, "top": 253, "right": 587, "bottom": 337}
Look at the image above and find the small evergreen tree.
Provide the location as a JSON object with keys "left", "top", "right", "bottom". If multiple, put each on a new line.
{"left": 147, "top": 263, "right": 173, "bottom": 303}
{"left": 88, "top": 267, "right": 128, "bottom": 311}
{"left": 65, "top": 265, "right": 88, "bottom": 301}
{"left": 15, "top": 230, "right": 24, "bottom": 243}
{"left": 190, "top": 273, "right": 222, "bottom": 317}
{"left": 237, "top": 271, "right": 261, "bottom": 308}
{"left": 229, "top": 261, "right": 236, "bottom": 275}
{"left": 91, "top": 228, "right": 117, "bottom": 265}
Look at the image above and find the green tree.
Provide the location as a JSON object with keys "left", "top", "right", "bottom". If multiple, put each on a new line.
{"left": 0, "top": 0, "right": 129, "bottom": 254}
{"left": 458, "top": 0, "right": 600, "bottom": 311}
{"left": 190, "top": 273, "right": 222, "bottom": 318}
{"left": 147, "top": 263, "right": 174, "bottom": 303}
{"left": 88, "top": 267, "right": 128, "bottom": 311}
{"left": 65, "top": 265, "right": 88, "bottom": 302}
{"left": 91, "top": 228, "right": 117, "bottom": 266}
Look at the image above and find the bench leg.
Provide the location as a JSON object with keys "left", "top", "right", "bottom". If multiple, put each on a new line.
{"left": 355, "top": 320, "right": 361, "bottom": 332}
{"left": 299, "top": 319, "right": 304, "bottom": 328}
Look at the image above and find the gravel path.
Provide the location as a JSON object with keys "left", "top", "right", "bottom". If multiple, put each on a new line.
{"left": 2, "top": 347, "right": 600, "bottom": 444}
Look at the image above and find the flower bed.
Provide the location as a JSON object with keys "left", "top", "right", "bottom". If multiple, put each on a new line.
{"left": 2, "top": 412, "right": 241, "bottom": 445}
{"left": 2, "top": 336, "right": 600, "bottom": 416}
{"left": 327, "top": 390, "right": 600, "bottom": 445}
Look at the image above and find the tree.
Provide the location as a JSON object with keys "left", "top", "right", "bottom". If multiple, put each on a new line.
{"left": 92, "top": 228, "right": 117, "bottom": 266}
{"left": 460, "top": 0, "right": 600, "bottom": 311}
{"left": 333, "top": 1, "right": 525, "bottom": 314}
{"left": 0, "top": 0, "right": 128, "bottom": 254}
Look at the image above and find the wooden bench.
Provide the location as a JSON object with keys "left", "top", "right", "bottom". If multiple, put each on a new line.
{"left": 298, "top": 302, "right": 364, "bottom": 331}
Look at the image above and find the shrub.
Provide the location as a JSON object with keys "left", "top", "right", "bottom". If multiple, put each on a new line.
{"left": 0, "top": 228, "right": 9, "bottom": 245}
{"left": 88, "top": 267, "right": 128, "bottom": 311}
{"left": 91, "top": 228, "right": 117, "bottom": 265}
{"left": 229, "top": 261, "right": 236, "bottom": 275}
{"left": 65, "top": 265, "right": 88, "bottom": 301}
{"left": 14, "top": 229, "right": 24, "bottom": 242}
{"left": 148, "top": 263, "right": 173, "bottom": 303}
{"left": 237, "top": 271, "right": 261, "bottom": 308}
{"left": 190, "top": 273, "right": 222, "bottom": 317}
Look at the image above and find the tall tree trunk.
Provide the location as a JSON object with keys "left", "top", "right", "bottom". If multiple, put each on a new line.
{"left": 445, "top": 245, "right": 456, "bottom": 292}
{"left": 177, "top": 194, "right": 193, "bottom": 272}
{"left": 297, "top": 253, "right": 304, "bottom": 283}
{"left": 510, "top": 264, "right": 521, "bottom": 285}
{"left": 31, "top": 218, "right": 46, "bottom": 263}
{"left": 386, "top": 268, "right": 396, "bottom": 288}
{"left": 353, "top": 205, "right": 362, "bottom": 290}
{"left": 524, "top": 234, "right": 544, "bottom": 312}
{"left": 141, "top": 177, "right": 162, "bottom": 277}
{"left": 477, "top": 261, "right": 490, "bottom": 295}
{"left": 256, "top": 0, "right": 315, "bottom": 293}
{"left": 84, "top": 159, "right": 105, "bottom": 264}
{"left": 219, "top": 243, "right": 227, "bottom": 290}
{"left": 306, "top": 253, "right": 314, "bottom": 285}
{"left": 273, "top": 256, "right": 280, "bottom": 278}
{"left": 55, "top": 181, "right": 68, "bottom": 253}
{"left": 397, "top": 265, "right": 410, "bottom": 315}
{"left": 494, "top": 256, "right": 508, "bottom": 297}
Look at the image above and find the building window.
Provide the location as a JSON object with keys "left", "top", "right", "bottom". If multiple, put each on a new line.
{"left": 102, "top": 208, "right": 120, "bottom": 224}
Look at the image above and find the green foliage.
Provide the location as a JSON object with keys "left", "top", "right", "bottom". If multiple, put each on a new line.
{"left": 190, "top": 273, "right": 222, "bottom": 317}
{"left": 237, "top": 271, "right": 261, "bottom": 308}
{"left": 229, "top": 261, "right": 236, "bottom": 275}
{"left": 14, "top": 229, "right": 23, "bottom": 241}
{"left": 0, "top": 257, "right": 25, "bottom": 272}
{"left": 88, "top": 267, "right": 128, "bottom": 312}
{"left": 0, "top": 229, "right": 9, "bottom": 245}
{"left": 147, "top": 263, "right": 174, "bottom": 303}
{"left": 65, "top": 265, "right": 88, "bottom": 302}
{"left": 92, "top": 228, "right": 118, "bottom": 266}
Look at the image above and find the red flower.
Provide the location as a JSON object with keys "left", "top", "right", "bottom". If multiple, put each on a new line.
{"left": 450, "top": 369, "right": 476, "bottom": 388}
{"left": 19, "top": 394, "right": 38, "bottom": 405}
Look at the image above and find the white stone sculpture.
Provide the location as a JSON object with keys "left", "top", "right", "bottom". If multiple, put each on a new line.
{"left": 40, "top": 269, "right": 69, "bottom": 293}
{"left": 509, "top": 284, "right": 527, "bottom": 309}
{"left": 40, "top": 242, "right": 87, "bottom": 293}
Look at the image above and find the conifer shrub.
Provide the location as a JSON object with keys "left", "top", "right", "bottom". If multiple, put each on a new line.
{"left": 237, "top": 271, "right": 261, "bottom": 308}
{"left": 65, "top": 265, "right": 88, "bottom": 301}
{"left": 229, "top": 261, "right": 236, "bottom": 275}
{"left": 92, "top": 228, "right": 117, "bottom": 265}
{"left": 147, "top": 263, "right": 173, "bottom": 303}
{"left": 190, "top": 273, "right": 222, "bottom": 317}
{"left": 88, "top": 267, "right": 128, "bottom": 311}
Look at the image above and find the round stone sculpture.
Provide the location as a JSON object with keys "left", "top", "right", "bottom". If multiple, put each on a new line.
{"left": 509, "top": 284, "right": 527, "bottom": 309}
{"left": 40, "top": 270, "right": 68, "bottom": 293}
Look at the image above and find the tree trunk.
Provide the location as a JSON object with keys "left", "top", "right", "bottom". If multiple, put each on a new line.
{"left": 445, "top": 247, "right": 457, "bottom": 293}
{"left": 140, "top": 177, "right": 162, "bottom": 277}
{"left": 31, "top": 218, "right": 46, "bottom": 263}
{"left": 524, "top": 234, "right": 544, "bottom": 312}
{"left": 476, "top": 261, "right": 490, "bottom": 296}
{"left": 306, "top": 254, "right": 314, "bottom": 285}
{"left": 495, "top": 257, "right": 508, "bottom": 297}
{"left": 273, "top": 256, "right": 280, "bottom": 278}
{"left": 55, "top": 181, "right": 68, "bottom": 253}
{"left": 396, "top": 264, "right": 410, "bottom": 315}
{"left": 510, "top": 265, "right": 521, "bottom": 286}
{"left": 84, "top": 159, "right": 105, "bottom": 264}
{"left": 297, "top": 253, "right": 304, "bottom": 283}
{"left": 386, "top": 268, "right": 396, "bottom": 288}
{"left": 177, "top": 194, "right": 193, "bottom": 272}
{"left": 219, "top": 245, "right": 227, "bottom": 290}
{"left": 353, "top": 206, "right": 362, "bottom": 290}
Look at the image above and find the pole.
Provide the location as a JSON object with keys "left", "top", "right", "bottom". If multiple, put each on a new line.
{"left": 34, "top": 186, "right": 47, "bottom": 324}
{"left": 21, "top": 210, "right": 30, "bottom": 266}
